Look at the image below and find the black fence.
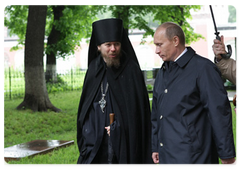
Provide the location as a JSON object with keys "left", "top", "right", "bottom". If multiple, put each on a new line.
{"left": 4, "top": 67, "right": 158, "bottom": 100}
{"left": 4, "top": 68, "right": 25, "bottom": 100}
{"left": 4, "top": 68, "right": 86, "bottom": 100}
{"left": 4, "top": 67, "right": 234, "bottom": 100}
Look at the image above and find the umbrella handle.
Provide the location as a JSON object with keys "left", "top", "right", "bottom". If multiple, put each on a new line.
{"left": 109, "top": 113, "right": 115, "bottom": 125}
{"left": 108, "top": 113, "right": 115, "bottom": 164}
{"left": 233, "top": 95, "right": 236, "bottom": 106}
{"left": 216, "top": 35, "right": 232, "bottom": 59}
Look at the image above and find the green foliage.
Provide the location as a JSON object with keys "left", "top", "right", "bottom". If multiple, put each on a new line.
{"left": 4, "top": 68, "right": 25, "bottom": 99}
{"left": 4, "top": 5, "right": 28, "bottom": 51}
{"left": 224, "top": 80, "right": 233, "bottom": 87}
{"left": 4, "top": 68, "right": 86, "bottom": 100}
{"left": 146, "top": 84, "right": 153, "bottom": 91}
{"left": 228, "top": 5, "right": 236, "bottom": 23}
{"left": 150, "top": 5, "right": 204, "bottom": 44}
{"left": 4, "top": 5, "right": 98, "bottom": 57}
{"left": 105, "top": 5, "right": 203, "bottom": 44}
{"left": 46, "top": 75, "right": 72, "bottom": 93}
{"left": 5, "top": 5, "right": 204, "bottom": 55}
{"left": 45, "top": 5, "right": 98, "bottom": 58}
{"left": 4, "top": 91, "right": 81, "bottom": 164}
{"left": 231, "top": 103, "right": 236, "bottom": 146}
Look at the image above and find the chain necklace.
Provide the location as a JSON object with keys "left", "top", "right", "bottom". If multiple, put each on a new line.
{"left": 99, "top": 82, "right": 109, "bottom": 113}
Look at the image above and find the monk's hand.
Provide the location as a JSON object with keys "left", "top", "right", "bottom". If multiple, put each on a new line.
{"left": 105, "top": 126, "right": 110, "bottom": 136}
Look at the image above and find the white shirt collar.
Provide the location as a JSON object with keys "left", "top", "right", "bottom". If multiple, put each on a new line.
{"left": 174, "top": 48, "right": 188, "bottom": 62}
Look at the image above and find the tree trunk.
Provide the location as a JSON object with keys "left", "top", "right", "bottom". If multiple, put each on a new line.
{"left": 17, "top": 5, "right": 61, "bottom": 112}
{"left": 116, "top": 5, "right": 130, "bottom": 35}
{"left": 45, "top": 6, "right": 65, "bottom": 83}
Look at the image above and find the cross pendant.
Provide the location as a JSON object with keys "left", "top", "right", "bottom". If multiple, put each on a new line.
{"left": 99, "top": 97, "right": 106, "bottom": 113}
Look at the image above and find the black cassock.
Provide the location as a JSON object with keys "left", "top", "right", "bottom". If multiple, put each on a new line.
{"left": 77, "top": 53, "right": 152, "bottom": 164}
{"left": 81, "top": 71, "right": 114, "bottom": 163}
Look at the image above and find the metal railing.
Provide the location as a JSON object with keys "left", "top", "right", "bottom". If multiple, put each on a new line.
{"left": 4, "top": 67, "right": 86, "bottom": 100}
{"left": 4, "top": 67, "right": 235, "bottom": 100}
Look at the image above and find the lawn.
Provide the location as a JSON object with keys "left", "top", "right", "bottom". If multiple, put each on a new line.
{"left": 4, "top": 91, "right": 81, "bottom": 164}
{"left": 4, "top": 91, "right": 237, "bottom": 164}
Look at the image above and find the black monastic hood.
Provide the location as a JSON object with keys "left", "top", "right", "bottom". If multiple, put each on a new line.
{"left": 88, "top": 18, "right": 139, "bottom": 66}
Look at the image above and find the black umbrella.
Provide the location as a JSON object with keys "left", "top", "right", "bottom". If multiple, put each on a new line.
{"left": 209, "top": 5, "right": 232, "bottom": 59}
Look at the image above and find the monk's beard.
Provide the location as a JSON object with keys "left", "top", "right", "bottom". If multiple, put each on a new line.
{"left": 102, "top": 53, "right": 121, "bottom": 68}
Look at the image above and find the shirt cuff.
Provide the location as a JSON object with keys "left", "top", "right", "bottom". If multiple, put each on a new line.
{"left": 214, "top": 57, "right": 222, "bottom": 63}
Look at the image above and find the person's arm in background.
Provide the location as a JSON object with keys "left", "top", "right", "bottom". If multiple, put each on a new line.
{"left": 212, "top": 35, "right": 236, "bottom": 85}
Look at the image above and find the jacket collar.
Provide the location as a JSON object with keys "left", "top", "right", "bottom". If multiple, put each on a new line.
{"left": 176, "top": 47, "right": 195, "bottom": 68}
{"left": 161, "top": 47, "right": 196, "bottom": 70}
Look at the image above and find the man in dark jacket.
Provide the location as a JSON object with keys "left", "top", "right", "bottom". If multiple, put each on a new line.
{"left": 77, "top": 18, "right": 152, "bottom": 164}
{"left": 151, "top": 22, "right": 235, "bottom": 164}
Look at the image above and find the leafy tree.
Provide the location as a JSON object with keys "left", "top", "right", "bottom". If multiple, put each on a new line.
{"left": 5, "top": 5, "right": 98, "bottom": 82}
{"left": 153, "top": 5, "right": 203, "bottom": 44}
{"left": 45, "top": 5, "right": 98, "bottom": 82}
{"left": 102, "top": 5, "right": 203, "bottom": 44}
{"left": 16, "top": 5, "right": 60, "bottom": 112}
{"left": 228, "top": 5, "right": 236, "bottom": 23}
{"left": 45, "top": 6, "right": 65, "bottom": 83}
{"left": 4, "top": 5, "right": 28, "bottom": 51}
{"left": 5, "top": 5, "right": 203, "bottom": 68}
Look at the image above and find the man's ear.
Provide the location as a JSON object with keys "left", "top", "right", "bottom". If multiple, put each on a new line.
{"left": 97, "top": 45, "right": 101, "bottom": 51}
{"left": 173, "top": 36, "right": 180, "bottom": 47}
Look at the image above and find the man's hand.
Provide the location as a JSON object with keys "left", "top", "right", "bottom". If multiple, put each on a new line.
{"left": 152, "top": 152, "right": 159, "bottom": 164}
{"left": 212, "top": 35, "right": 227, "bottom": 61}
{"left": 221, "top": 157, "right": 235, "bottom": 164}
{"left": 105, "top": 126, "right": 110, "bottom": 136}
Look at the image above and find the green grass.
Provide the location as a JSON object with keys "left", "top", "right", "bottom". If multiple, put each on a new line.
{"left": 4, "top": 68, "right": 86, "bottom": 100}
{"left": 4, "top": 91, "right": 81, "bottom": 164}
{"left": 4, "top": 91, "right": 236, "bottom": 164}
{"left": 231, "top": 103, "right": 239, "bottom": 160}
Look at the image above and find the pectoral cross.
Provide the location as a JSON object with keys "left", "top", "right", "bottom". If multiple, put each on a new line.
{"left": 99, "top": 95, "right": 106, "bottom": 113}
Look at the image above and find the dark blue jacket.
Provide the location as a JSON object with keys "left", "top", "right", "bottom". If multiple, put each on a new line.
{"left": 151, "top": 47, "right": 235, "bottom": 164}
